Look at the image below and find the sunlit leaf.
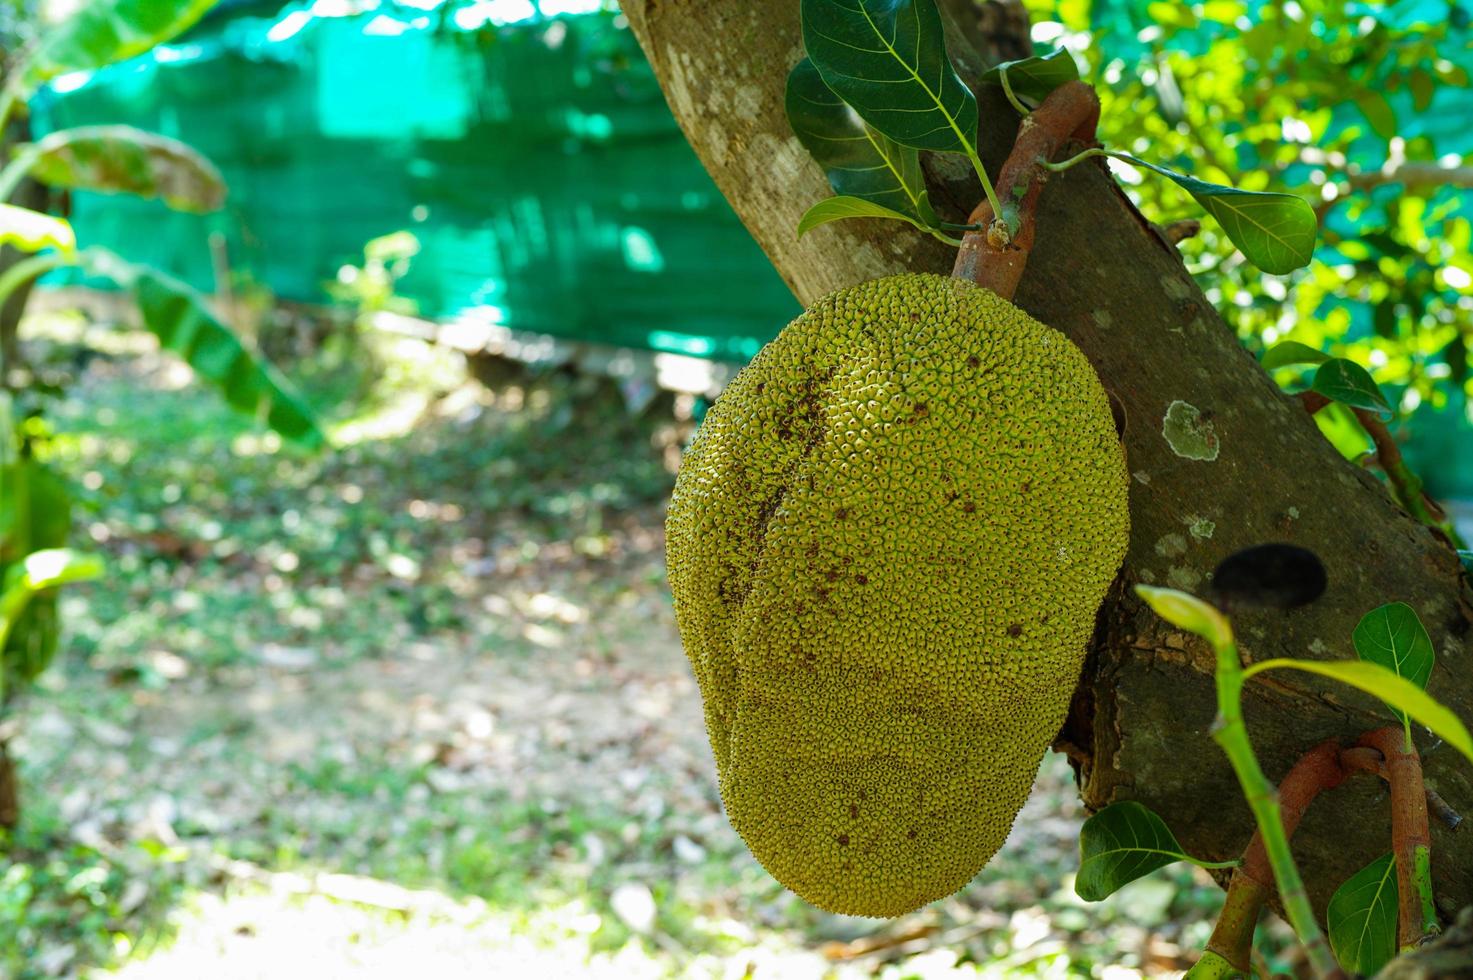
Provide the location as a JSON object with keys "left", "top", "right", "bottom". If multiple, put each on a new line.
{"left": 980, "top": 49, "right": 1081, "bottom": 104}
{"left": 1243, "top": 658, "right": 1473, "bottom": 765}
{"left": 22, "top": 0, "right": 219, "bottom": 88}
{"left": 1353, "top": 602, "right": 1434, "bottom": 742}
{"left": 1076, "top": 801, "right": 1234, "bottom": 901}
{"left": 1134, "top": 585, "right": 1233, "bottom": 648}
{"left": 1261, "top": 341, "right": 1329, "bottom": 370}
{"left": 786, "top": 58, "right": 937, "bottom": 226}
{"left": 1327, "top": 853, "right": 1397, "bottom": 976}
{"left": 796, "top": 195, "right": 935, "bottom": 238}
{"left": 1311, "top": 358, "right": 1392, "bottom": 418}
{"left": 0, "top": 202, "right": 75, "bottom": 253}
{"left": 19, "top": 126, "right": 226, "bottom": 213}
{"left": 800, "top": 0, "right": 978, "bottom": 155}
{"left": 82, "top": 252, "right": 324, "bottom": 447}
{"left": 1113, "top": 154, "right": 1316, "bottom": 274}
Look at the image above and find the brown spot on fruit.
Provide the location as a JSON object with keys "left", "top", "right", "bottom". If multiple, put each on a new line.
{"left": 1007, "top": 623, "right": 1022, "bottom": 638}
{"left": 837, "top": 834, "right": 850, "bottom": 846}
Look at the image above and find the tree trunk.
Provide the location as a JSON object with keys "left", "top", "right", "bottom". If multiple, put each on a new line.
{"left": 621, "top": 1, "right": 1473, "bottom": 920}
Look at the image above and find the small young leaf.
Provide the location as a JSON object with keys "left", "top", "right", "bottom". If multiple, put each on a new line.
{"left": 786, "top": 59, "right": 937, "bottom": 226}
{"left": 1076, "top": 801, "right": 1232, "bottom": 901}
{"left": 1243, "top": 658, "right": 1473, "bottom": 765}
{"left": 1210, "top": 544, "right": 1326, "bottom": 610}
{"left": 980, "top": 49, "right": 1081, "bottom": 104}
{"left": 800, "top": 0, "right": 978, "bottom": 155}
{"left": 1261, "top": 341, "right": 1330, "bottom": 371}
{"left": 0, "top": 203, "right": 76, "bottom": 253}
{"left": 1311, "top": 358, "right": 1393, "bottom": 418}
{"left": 1113, "top": 154, "right": 1316, "bottom": 274}
{"left": 19, "top": 126, "right": 226, "bottom": 214}
{"left": 1353, "top": 602, "right": 1434, "bottom": 742}
{"left": 796, "top": 196, "right": 933, "bottom": 238}
{"left": 1327, "top": 853, "right": 1398, "bottom": 976}
{"left": 1134, "top": 585, "right": 1233, "bottom": 649}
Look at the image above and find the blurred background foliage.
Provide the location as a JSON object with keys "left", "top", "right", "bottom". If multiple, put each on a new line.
{"left": 1021, "top": 0, "right": 1471, "bottom": 491}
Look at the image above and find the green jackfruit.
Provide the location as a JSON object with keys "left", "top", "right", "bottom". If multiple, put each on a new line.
{"left": 666, "top": 273, "right": 1130, "bottom": 917}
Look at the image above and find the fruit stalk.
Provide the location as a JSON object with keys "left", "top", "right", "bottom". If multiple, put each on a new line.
{"left": 951, "top": 80, "right": 1100, "bottom": 301}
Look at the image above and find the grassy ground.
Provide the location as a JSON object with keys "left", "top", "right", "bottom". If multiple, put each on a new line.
{"left": 2, "top": 317, "right": 1282, "bottom": 979}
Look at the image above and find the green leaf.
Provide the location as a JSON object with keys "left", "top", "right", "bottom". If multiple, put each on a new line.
{"left": 19, "top": 126, "right": 226, "bottom": 214}
{"left": 1076, "top": 801, "right": 1234, "bottom": 901}
{"left": 786, "top": 59, "right": 937, "bottom": 225}
{"left": 800, "top": 0, "right": 978, "bottom": 155}
{"left": 1459, "top": 550, "right": 1473, "bottom": 577}
{"left": 1113, "top": 154, "right": 1316, "bottom": 274}
{"left": 21, "top": 0, "right": 219, "bottom": 88}
{"left": 1243, "top": 658, "right": 1473, "bottom": 765}
{"left": 1311, "top": 358, "right": 1392, "bottom": 418}
{"left": 980, "top": 49, "right": 1081, "bottom": 104}
{"left": 1134, "top": 585, "right": 1233, "bottom": 649}
{"left": 796, "top": 195, "right": 935, "bottom": 238}
{"left": 1354, "top": 91, "right": 1398, "bottom": 141}
{"left": 1261, "top": 341, "right": 1329, "bottom": 370}
{"left": 10, "top": 549, "right": 103, "bottom": 592}
{"left": 0, "top": 461, "right": 73, "bottom": 686}
{"left": 1353, "top": 602, "right": 1435, "bottom": 741}
{"left": 82, "top": 253, "right": 324, "bottom": 447}
{"left": 0, "top": 202, "right": 75, "bottom": 253}
{"left": 1327, "top": 853, "right": 1398, "bottom": 976}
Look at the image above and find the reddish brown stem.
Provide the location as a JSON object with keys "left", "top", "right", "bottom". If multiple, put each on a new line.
{"left": 1297, "top": 391, "right": 1331, "bottom": 415}
{"left": 1351, "top": 408, "right": 1447, "bottom": 533}
{"left": 1360, "top": 726, "right": 1436, "bottom": 948}
{"left": 951, "top": 80, "right": 1100, "bottom": 300}
{"left": 1206, "top": 740, "right": 1348, "bottom": 972}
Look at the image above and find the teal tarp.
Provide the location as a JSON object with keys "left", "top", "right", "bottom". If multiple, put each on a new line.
{"left": 30, "top": 3, "right": 800, "bottom": 363}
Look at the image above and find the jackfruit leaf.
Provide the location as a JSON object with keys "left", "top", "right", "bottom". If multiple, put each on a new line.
{"left": 1076, "top": 802, "right": 1234, "bottom": 901}
{"left": 1210, "top": 544, "right": 1326, "bottom": 610}
{"left": 786, "top": 58, "right": 938, "bottom": 226}
{"left": 21, "top": 0, "right": 218, "bottom": 89}
{"left": 0, "top": 203, "right": 75, "bottom": 253}
{"left": 19, "top": 126, "right": 225, "bottom": 213}
{"left": 81, "top": 252, "right": 323, "bottom": 447}
{"left": 800, "top": 0, "right": 978, "bottom": 155}
{"left": 796, "top": 196, "right": 935, "bottom": 238}
{"left": 1111, "top": 153, "right": 1316, "bottom": 274}
{"left": 1327, "top": 853, "right": 1397, "bottom": 976}
{"left": 1243, "top": 658, "right": 1473, "bottom": 765}
{"left": 1311, "top": 358, "right": 1392, "bottom": 418}
{"left": 980, "top": 49, "right": 1081, "bottom": 104}
{"left": 1460, "top": 550, "right": 1473, "bottom": 577}
{"left": 1134, "top": 585, "right": 1233, "bottom": 649}
{"left": 1352, "top": 602, "right": 1434, "bottom": 743}
{"left": 1261, "top": 340, "right": 1329, "bottom": 370}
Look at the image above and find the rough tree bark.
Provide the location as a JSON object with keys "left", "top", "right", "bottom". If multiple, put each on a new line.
{"left": 621, "top": 1, "right": 1473, "bottom": 921}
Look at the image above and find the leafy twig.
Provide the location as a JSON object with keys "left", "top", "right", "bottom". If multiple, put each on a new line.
{"left": 952, "top": 80, "right": 1100, "bottom": 300}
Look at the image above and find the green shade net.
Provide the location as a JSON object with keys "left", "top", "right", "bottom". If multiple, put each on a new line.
{"left": 29, "top": 2, "right": 800, "bottom": 364}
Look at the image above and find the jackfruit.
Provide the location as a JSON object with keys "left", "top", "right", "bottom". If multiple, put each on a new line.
{"left": 665, "top": 273, "right": 1130, "bottom": 918}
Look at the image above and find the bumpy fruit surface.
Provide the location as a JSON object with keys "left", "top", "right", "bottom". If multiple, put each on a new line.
{"left": 666, "top": 273, "right": 1129, "bottom": 917}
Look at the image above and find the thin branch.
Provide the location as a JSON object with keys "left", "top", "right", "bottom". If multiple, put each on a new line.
{"left": 1360, "top": 726, "right": 1440, "bottom": 947}
{"left": 951, "top": 80, "right": 1100, "bottom": 300}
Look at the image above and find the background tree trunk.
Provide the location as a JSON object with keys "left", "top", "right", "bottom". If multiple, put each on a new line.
{"left": 621, "top": 0, "right": 1473, "bottom": 920}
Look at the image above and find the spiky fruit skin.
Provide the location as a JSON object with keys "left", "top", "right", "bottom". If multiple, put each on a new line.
{"left": 665, "top": 273, "right": 1129, "bottom": 918}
